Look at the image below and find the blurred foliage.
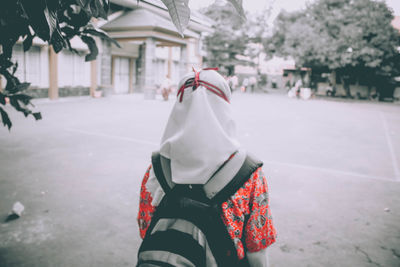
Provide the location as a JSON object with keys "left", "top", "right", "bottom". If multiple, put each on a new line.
{"left": 201, "top": 3, "right": 270, "bottom": 76}
{"left": 161, "top": 0, "right": 190, "bottom": 37}
{"left": 162, "top": 0, "right": 244, "bottom": 37}
{"left": 265, "top": 0, "right": 400, "bottom": 93}
{"left": 0, "top": 0, "right": 119, "bottom": 130}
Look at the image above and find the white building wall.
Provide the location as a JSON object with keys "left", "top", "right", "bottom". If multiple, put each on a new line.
{"left": 58, "top": 50, "right": 91, "bottom": 87}
{"left": 172, "top": 61, "right": 180, "bottom": 84}
{"left": 172, "top": 47, "right": 180, "bottom": 61}
{"left": 12, "top": 44, "right": 48, "bottom": 88}
{"left": 155, "top": 46, "right": 168, "bottom": 60}
{"left": 186, "top": 38, "right": 202, "bottom": 68}
{"left": 154, "top": 59, "right": 167, "bottom": 85}
{"left": 10, "top": 37, "right": 91, "bottom": 90}
{"left": 40, "top": 46, "right": 49, "bottom": 88}
{"left": 154, "top": 46, "right": 183, "bottom": 85}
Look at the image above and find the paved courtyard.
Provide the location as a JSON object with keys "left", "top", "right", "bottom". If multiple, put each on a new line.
{"left": 0, "top": 92, "right": 400, "bottom": 266}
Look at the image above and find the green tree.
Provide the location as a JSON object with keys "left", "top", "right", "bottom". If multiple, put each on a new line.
{"left": 266, "top": 0, "right": 400, "bottom": 97}
{"left": 202, "top": 2, "right": 271, "bottom": 76}
{"left": 201, "top": 2, "right": 249, "bottom": 75}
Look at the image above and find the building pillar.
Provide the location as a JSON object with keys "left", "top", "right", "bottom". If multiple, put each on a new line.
{"left": 129, "top": 58, "right": 134, "bottom": 93}
{"left": 100, "top": 39, "right": 112, "bottom": 91}
{"left": 48, "top": 46, "right": 58, "bottom": 100}
{"left": 167, "top": 46, "right": 172, "bottom": 78}
{"left": 143, "top": 37, "right": 156, "bottom": 99}
{"left": 90, "top": 60, "right": 97, "bottom": 97}
{"left": 97, "top": 40, "right": 113, "bottom": 96}
{"left": 180, "top": 44, "right": 188, "bottom": 77}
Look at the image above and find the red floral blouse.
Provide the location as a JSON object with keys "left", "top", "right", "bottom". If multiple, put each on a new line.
{"left": 137, "top": 165, "right": 277, "bottom": 260}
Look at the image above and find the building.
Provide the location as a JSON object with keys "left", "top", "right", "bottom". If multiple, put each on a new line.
{"left": 234, "top": 52, "right": 296, "bottom": 89}
{"left": 4, "top": 37, "right": 93, "bottom": 99}
{"left": 0, "top": 0, "right": 213, "bottom": 99}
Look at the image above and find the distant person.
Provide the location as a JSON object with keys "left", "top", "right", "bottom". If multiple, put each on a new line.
{"left": 137, "top": 68, "right": 277, "bottom": 266}
{"left": 161, "top": 75, "right": 172, "bottom": 101}
{"left": 326, "top": 82, "right": 336, "bottom": 97}
{"left": 271, "top": 77, "right": 277, "bottom": 89}
{"left": 249, "top": 76, "right": 257, "bottom": 93}
{"left": 294, "top": 78, "right": 303, "bottom": 98}
{"left": 241, "top": 77, "right": 249, "bottom": 92}
{"left": 285, "top": 79, "right": 292, "bottom": 91}
{"left": 230, "top": 75, "right": 239, "bottom": 92}
{"left": 341, "top": 74, "right": 352, "bottom": 98}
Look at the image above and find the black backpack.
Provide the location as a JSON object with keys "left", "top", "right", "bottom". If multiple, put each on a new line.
{"left": 137, "top": 152, "right": 263, "bottom": 267}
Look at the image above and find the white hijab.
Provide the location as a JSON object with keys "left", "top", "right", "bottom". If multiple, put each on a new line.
{"left": 159, "top": 69, "right": 240, "bottom": 184}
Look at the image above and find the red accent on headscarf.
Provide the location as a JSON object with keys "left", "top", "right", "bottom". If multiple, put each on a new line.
{"left": 177, "top": 67, "right": 229, "bottom": 103}
{"left": 194, "top": 69, "right": 200, "bottom": 89}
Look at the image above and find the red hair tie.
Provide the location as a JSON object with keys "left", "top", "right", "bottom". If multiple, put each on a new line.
{"left": 177, "top": 67, "right": 229, "bottom": 103}
{"left": 193, "top": 67, "right": 200, "bottom": 89}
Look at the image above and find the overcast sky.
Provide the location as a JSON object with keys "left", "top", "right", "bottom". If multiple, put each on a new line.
{"left": 189, "top": 0, "right": 400, "bottom": 18}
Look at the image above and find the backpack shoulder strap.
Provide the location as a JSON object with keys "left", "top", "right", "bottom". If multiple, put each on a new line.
{"left": 151, "top": 151, "right": 174, "bottom": 194}
{"left": 210, "top": 153, "right": 263, "bottom": 204}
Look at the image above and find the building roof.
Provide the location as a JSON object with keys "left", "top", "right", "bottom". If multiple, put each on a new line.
{"left": 110, "top": 0, "right": 213, "bottom": 33}
{"left": 102, "top": 7, "right": 199, "bottom": 38}
{"left": 141, "top": 0, "right": 214, "bottom": 27}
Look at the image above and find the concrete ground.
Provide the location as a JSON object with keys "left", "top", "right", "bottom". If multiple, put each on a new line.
{"left": 0, "top": 92, "right": 399, "bottom": 267}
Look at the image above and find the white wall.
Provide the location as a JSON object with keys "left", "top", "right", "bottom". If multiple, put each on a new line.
{"left": 12, "top": 44, "right": 49, "bottom": 88}
{"left": 58, "top": 50, "right": 91, "bottom": 87}
{"left": 153, "top": 42, "right": 204, "bottom": 85}
{"left": 154, "top": 59, "right": 167, "bottom": 85}
{"left": 11, "top": 42, "right": 91, "bottom": 89}
{"left": 155, "top": 46, "right": 181, "bottom": 61}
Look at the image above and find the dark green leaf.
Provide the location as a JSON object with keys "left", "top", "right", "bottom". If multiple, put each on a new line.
{"left": 2, "top": 39, "right": 18, "bottom": 59}
{"left": 20, "top": 0, "right": 51, "bottom": 41}
{"left": 0, "top": 93, "right": 6, "bottom": 105}
{"left": 76, "top": 0, "right": 91, "bottom": 11}
{"left": 4, "top": 72, "right": 20, "bottom": 93}
{"left": 61, "top": 26, "right": 76, "bottom": 38}
{"left": 94, "top": 0, "right": 109, "bottom": 20}
{"left": 43, "top": 6, "right": 58, "bottom": 39}
{"left": 76, "top": 0, "right": 109, "bottom": 19}
{"left": 9, "top": 96, "right": 33, "bottom": 117}
{"left": 23, "top": 32, "right": 34, "bottom": 51}
{"left": 0, "top": 106, "right": 12, "bottom": 130}
{"left": 67, "top": 5, "right": 91, "bottom": 29}
{"left": 50, "top": 26, "right": 66, "bottom": 53}
{"left": 82, "top": 28, "right": 120, "bottom": 47}
{"left": 0, "top": 56, "right": 14, "bottom": 69}
{"left": 76, "top": 0, "right": 93, "bottom": 17}
{"left": 9, "top": 96, "right": 25, "bottom": 116}
{"left": 14, "top": 82, "right": 30, "bottom": 93}
{"left": 13, "top": 93, "right": 33, "bottom": 105}
{"left": 33, "top": 112, "right": 42, "bottom": 120}
{"left": 161, "top": 0, "right": 190, "bottom": 37}
{"left": 81, "top": 35, "right": 98, "bottom": 61}
{"left": 12, "top": 61, "right": 18, "bottom": 75}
